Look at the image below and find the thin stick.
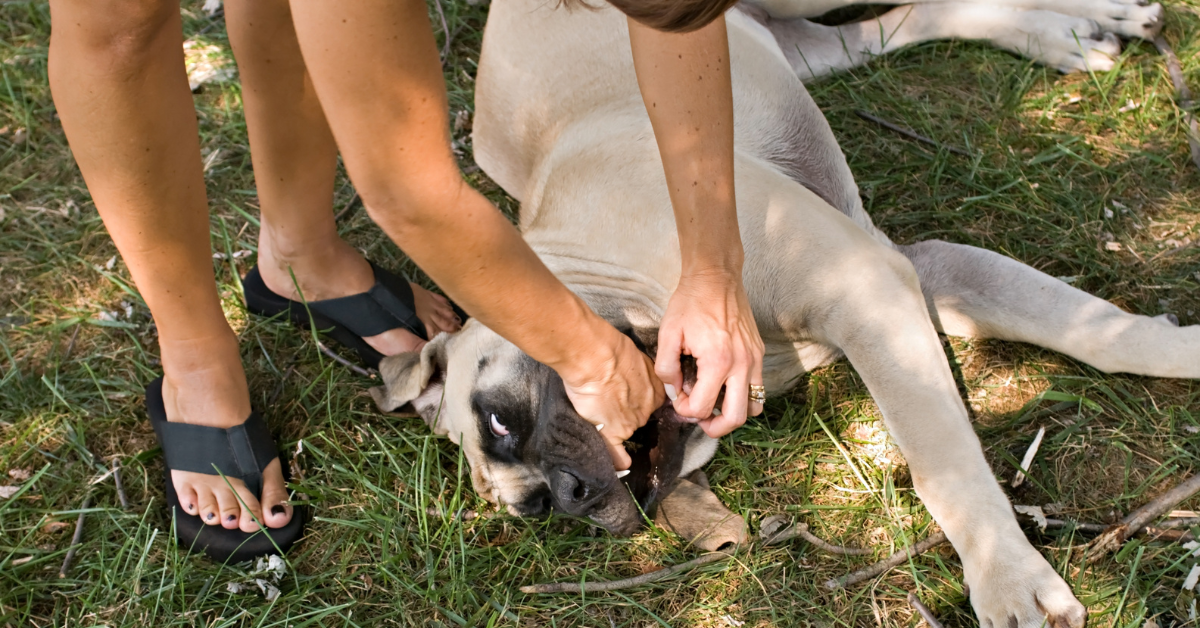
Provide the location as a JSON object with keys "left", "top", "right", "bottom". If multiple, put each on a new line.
{"left": 907, "top": 592, "right": 945, "bottom": 628}
{"left": 59, "top": 494, "right": 91, "bottom": 578}
{"left": 854, "top": 110, "right": 973, "bottom": 157}
{"left": 1089, "top": 472, "right": 1200, "bottom": 555}
{"left": 333, "top": 192, "right": 361, "bottom": 224}
{"left": 316, "top": 340, "right": 374, "bottom": 378}
{"left": 765, "top": 522, "right": 871, "bottom": 555}
{"left": 111, "top": 459, "right": 129, "bottom": 509}
{"left": 825, "top": 531, "right": 948, "bottom": 589}
{"left": 59, "top": 324, "right": 81, "bottom": 365}
{"left": 1154, "top": 36, "right": 1200, "bottom": 171}
{"left": 1161, "top": 517, "right": 1200, "bottom": 530}
{"left": 520, "top": 551, "right": 732, "bottom": 594}
{"left": 267, "top": 362, "right": 297, "bottom": 408}
{"left": 433, "top": 0, "right": 452, "bottom": 63}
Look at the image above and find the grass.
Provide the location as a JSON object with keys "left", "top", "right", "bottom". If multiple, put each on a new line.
{"left": 2, "top": 0, "right": 1200, "bottom": 626}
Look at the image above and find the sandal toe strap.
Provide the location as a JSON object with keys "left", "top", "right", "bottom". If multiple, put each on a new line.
{"left": 152, "top": 413, "right": 279, "bottom": 498}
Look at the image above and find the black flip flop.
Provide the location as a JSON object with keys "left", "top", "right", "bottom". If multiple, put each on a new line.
{"left": 146, "top": 378, "right": 306, "bottom": 563}
{"left": 242, "top": 262, "right": 466, "bottom": 369}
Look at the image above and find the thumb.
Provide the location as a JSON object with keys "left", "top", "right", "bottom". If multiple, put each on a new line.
{"left": 607, "top": 440, "right": 631, "bottom": 471}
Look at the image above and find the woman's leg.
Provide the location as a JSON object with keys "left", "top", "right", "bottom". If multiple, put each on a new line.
{"left": 224, "top": 0, "right": 461, "bottom": 353}
{"left": 47, "top": 0, "right": 291, "bottom": 531}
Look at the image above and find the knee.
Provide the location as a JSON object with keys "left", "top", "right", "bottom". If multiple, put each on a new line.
{"left": 51, "top": 0, "right": 178, "bottom": 66}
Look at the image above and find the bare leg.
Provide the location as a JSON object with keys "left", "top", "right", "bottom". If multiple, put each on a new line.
{"left": 900, "top": 239, "right": 1200, "bottom": 378}
{"left": 47, "top": 0, "right": 290, "bottom": 531}
{"left": 224, "top": 0, "right": 461, "bottom": 353}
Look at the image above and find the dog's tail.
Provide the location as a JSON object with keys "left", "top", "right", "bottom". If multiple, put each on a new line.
{"left": 897, "top": 239, "right": 1200, "bottom": 379}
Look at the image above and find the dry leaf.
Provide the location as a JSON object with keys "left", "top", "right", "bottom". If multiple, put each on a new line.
{"left": 0, "top": 486, "right": 20, "bottom": 499}
{"left": 1105, "top": 242, "right": 1122, "bottom": 251}
{"left": 8, "top": 469, "right": 30, "bottom": 481}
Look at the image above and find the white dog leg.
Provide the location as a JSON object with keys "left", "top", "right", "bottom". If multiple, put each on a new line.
{"left": 811, "top": 243, "right": 1086, "bottom": 628}
{"left": 747, "top": 0, "right": 1163, "bottom": 40}
{"left": 767, "top": 3, "right": 1123, "bottom": 79}
{"left": 900, "top": 239, "right": 1200, "bottom": 378}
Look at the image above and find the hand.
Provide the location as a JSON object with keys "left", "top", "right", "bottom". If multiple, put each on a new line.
{"left": 656, "top": 269, "right": 764, "bottom": 438}
{"left": 560, "top": 326, "right": 665, "bottom": 470}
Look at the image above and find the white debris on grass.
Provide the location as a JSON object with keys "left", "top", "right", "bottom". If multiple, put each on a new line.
{"left": 1183, "top": 541, "right": 1200, "bottom": 558}
{"left": 0, "top": 486, "right": 20, "bottom": 499}
{"left": 1105, "top": 241, "right": 1123, "bottom": 251}
{"left": 721, "top": 615, "right": 745, "bottom": 627}
{"left": 8, "top": 469, "right": 30, "bottom": 481}
{"left": 202, "top": 0, "right": 222, "bottom": 15}
{"left": 1014, "top": 505, "right": 1047, "bottom": 530}
{"left": 184, "top": 40, "right": 237, "bottom": 92}
{"left": 1011, "top": 426, "right": 1045, "bottom": 488}
{"left": 254, "top": 579, "right": 281, "bottom": 602}
{"left": 1118, "top": 99, "right": 1141, "bottom": 113}
{"left": 227, "top": 555, "right": 288, "bottom": 601}
{"left": 1183, "top": 564, "right": 1200, "bottom": 591}
{"left": 212, "top": 250, "right": 252, "bottom": 260}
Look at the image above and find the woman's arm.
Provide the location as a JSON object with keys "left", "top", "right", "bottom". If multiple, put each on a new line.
{"left": 288, "top": 0, "right": 661, "bottom": 470}
{"left": 627, "top": 14, "right": 765, "bottom": 436}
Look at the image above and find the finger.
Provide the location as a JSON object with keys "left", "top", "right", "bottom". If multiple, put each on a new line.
{"left": 676, "top": 352, "right": 730, "bottom": 419}
{"left": 698, "top": 410, "right": 745, "bottom": 438}
{"left": 719, "top": 369, "right": 749, "bottom": 432}
{"left": 641, "top": 354, "right": 667, "bottom": 408}
{"left": 748, "top": 352, "right": 765, "bottom": 418}
{"left": 654, "top": 326, "right": 684, "bottom": 396}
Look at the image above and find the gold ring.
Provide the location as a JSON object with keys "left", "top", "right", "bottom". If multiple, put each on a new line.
{"left": 749, "top": 384, "right": 766, "bottom": 405}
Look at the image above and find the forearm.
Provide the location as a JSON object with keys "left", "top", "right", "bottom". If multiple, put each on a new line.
{"left": 628, "top": 14, "right": 743, "bottom": 276}
{"left": 374, "top": 174, "right": 611, "bottom": 378}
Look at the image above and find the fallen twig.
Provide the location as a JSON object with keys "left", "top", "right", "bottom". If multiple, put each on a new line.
{"left": 764, "top": 522, "right": 871, "bottom": 555}
{"left": 854, "top": 110, "right": 974, "bottom": 157}
{"left": 59, "top": 324, "right": 81, "bottom": 365}
{"left": 333, "top": 192, "right": 361, "bottom": 224}
{"left": 1161, "top": 517, "right": 1200, "bottom": 530}
{"left": 520, "top": 551, "right": 732, "bottom": 594}
{"left": 433, "top": 0, "right": 452, "bottom": 63}
{"left": 111, "top": 459, "right": 129, "bottom": 509}
{"left": 316, "top": 340, "right": 374, "bottom": 378}
{"left": 1154, "top": 36, "right": 1200, "bottom": 171}
{"left": 1088, "top": 472, "right": 1200, "bottom": 555}
{"left": 825, "top": 531, "right": 949, "bottom": 589}
{"left": 59, "top": 494, "right": 91, "bottom": 578}
{"left": 907, "top": 591, "right": 945, "bottom": 628}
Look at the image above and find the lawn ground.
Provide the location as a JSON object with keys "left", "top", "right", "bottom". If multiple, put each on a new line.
{"left": 2, "top": 1, "right": 1200, "bottom": 626}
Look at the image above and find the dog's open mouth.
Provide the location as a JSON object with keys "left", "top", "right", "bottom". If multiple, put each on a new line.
{"left": 620, "top": 404, "right": 696, "bottom": 515}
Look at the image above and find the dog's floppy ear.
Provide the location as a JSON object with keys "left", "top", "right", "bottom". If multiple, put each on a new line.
{"left": 370, "top": 333, "right": 452, "bottom": 435}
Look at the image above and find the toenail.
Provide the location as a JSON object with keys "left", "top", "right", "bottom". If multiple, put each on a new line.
{"left": 272, "top": 505, "right": 286, "bottom": 516}
{"left": 205, "top": 512, "right": 215, "bottom": 521}
{"left": 226, "top": 514, "right": 237, "bottom": 522}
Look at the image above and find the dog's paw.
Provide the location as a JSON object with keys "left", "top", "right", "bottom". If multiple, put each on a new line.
{"left": 1094, "top": 0, "right": 1164, "bottom": 40}
{"left": 966, "top": 550, "right": 1087, "bottom": 628}
{"left": 1033, "top": 17, "right": 1122, "bottom": 73}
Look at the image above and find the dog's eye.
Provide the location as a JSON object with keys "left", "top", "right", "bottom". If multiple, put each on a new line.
{"left": 489, "top": 413, "right": 510, "bottom": 437}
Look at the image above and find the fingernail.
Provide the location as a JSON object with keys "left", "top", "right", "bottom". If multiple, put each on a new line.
{"left": 272, "top": 505, "right": 286, "bottom": 516}
{"left": 664, "top": 384, "right": 678, "bottom": 401}
{"left": 615, "top": 469, "right": 630, "bottom": 478}
{"left": 595, "top": 423, "right": 604, "bottom": 431}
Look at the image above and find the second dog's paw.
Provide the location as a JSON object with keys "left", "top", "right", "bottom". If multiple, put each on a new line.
{"left": 1096, "top": 0, "right": 1164, "bottom": 40}
{"left": 966, "top": 551, "right": 1087, "bottom": 628}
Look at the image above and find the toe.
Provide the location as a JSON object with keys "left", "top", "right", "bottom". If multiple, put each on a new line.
{"left": 215, "top": 485, "right": 242, "bottom": 530}
{"left": 197, "top": 487, "right": 220, "bottom": 526}
{"left": 174, "top": 477, "right": 199, "bottom": 517}
{"left": 259, "top": 459, "right": 294, "bottom": 529}
{"left": 234, "top": 484, "right": 266, "bottom": 533}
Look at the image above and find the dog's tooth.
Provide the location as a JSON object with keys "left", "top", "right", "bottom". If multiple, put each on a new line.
{"left": 615, "top": 469, "right": 631, "bottom": 478}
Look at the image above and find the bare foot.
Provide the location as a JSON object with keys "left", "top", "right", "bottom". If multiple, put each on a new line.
{"left": 257, "top": 230, "right": 461, "bottom": 354}
{"left": 159, "top": 331, "right": 293, "bottom": 532}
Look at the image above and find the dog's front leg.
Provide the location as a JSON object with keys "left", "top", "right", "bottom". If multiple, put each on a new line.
{"left": 817, "top": 246, "right": 1087, "bottom": 628}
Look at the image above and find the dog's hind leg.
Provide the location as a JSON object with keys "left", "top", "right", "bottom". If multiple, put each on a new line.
{"left": 899, "top": 239, "right": 1200, "bottom": 378}
{"left": 765, "top": 3, "right": 1122, "bottom": 79}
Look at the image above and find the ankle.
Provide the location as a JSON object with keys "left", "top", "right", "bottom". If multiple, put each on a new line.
{"left": 159, "top": 331, "right": 251, "bottom": 427}
{"left": 256, "top": 229, "right": 373, "bottom": 300}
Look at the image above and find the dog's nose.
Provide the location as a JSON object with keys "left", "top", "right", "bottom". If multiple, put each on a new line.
{"left": 548, "top": 468, "right": 607, "bottom": 515}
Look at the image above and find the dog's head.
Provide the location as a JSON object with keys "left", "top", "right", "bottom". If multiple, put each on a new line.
{"left": 371, "top": 320, "right": 713, "bottom": 535}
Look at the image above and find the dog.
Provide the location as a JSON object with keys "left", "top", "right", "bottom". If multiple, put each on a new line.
{"left": 371, "top": 1, "right": 1194, "bottom": 626}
